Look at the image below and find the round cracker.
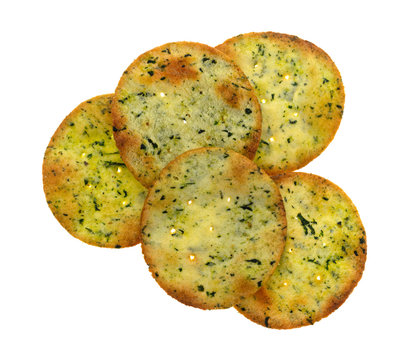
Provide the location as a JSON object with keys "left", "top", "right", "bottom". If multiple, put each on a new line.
{"left": 141, "top": 148, "right": 286, "bottom": 309}
{"left": 43, "top": 94, "right": 147, "bottom": 248}
{"left": 113, "top": 41, "right": 262, "bottom": 187}
{"left": 236, "top": 172, "right": 366, "bottom": 329}
{"left": 216, "top": 32, "right": 345, "bottom": 175}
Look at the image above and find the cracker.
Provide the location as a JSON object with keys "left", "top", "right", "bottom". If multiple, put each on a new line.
{"left": 113, "top": 42, "right": 262, "bottom": 187}
{"left": 43, "top": 94, "right": 147, "bottom": 248}
{"left": 141, "top": 148, "right": 286, "bottom": 309}
{"left": 236, "top": 172, "right": 366, "bottom": 328}
{"left": 216, "top": 32, "right": 345, "bottom": 175}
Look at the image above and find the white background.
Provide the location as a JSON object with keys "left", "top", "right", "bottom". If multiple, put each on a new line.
{"left": 1, "top": 1, "right": 408, "bottom": 359}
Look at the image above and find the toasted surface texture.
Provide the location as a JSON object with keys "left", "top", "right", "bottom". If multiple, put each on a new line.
{"left": 141, "top": 148, "right": 286, "bottom": 309}
{"left": 113, "top": 42, "right": 262, "bottom": 187}
{"left": 236, "top": 172, "right": 366, "bottom": 328}
{"left": 217, "top": 32, "right": 345, "bottom": 175}
{"left": 43, "top": 94, "right": 148, "bottom": 248}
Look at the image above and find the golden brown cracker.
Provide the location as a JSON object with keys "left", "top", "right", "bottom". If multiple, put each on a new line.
{"left": 43, "top": 94, "right": 147, "bottom": 248}
{"left": 236, "top": 172, "right": 366, "bottom": 328}
{"left": 113, "top": 42, "right": 262, "bottom": 187}
{"left": 141, "top": 148, "right": 287, "bottom": 309}
{"left": 217, "top": 32, "right": 344, "bottom": 175}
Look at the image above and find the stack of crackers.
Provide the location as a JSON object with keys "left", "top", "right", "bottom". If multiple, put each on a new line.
{"left": 43, "top": 32, "right": 366, "bottom": 329}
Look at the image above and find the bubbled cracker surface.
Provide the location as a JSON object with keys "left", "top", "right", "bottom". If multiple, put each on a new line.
{"left": 43, "top": 95, "right": 147, "bottom": 248}
{"left": 236, "top": 172, "right": 366, "bottom": 328}
{"left": 113, "top": 42, "right": 262, "bottom": 187}
{"left": 216, "top": 32, "right": 344, "bottom": 175}
{"left": 141, "top": 148, "right": 286, "bottom": 309}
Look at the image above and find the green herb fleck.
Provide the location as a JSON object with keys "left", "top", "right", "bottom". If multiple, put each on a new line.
{"left": 297, "top": 213, "right": 315, "bottom": 235}
{"left": 93, "top": 198, "right": 100, "bottom": 211}
{"left": 103, "top": 161, "right": 126, "bottom": 168}
{"left": 264, "top": 317, "right": 270, "bottom": 327}
{"left": 240, "top": 202, "right": 253, "bottom": 211}
{"left": 245, "top": 259, "right": 261, "bottom": 265}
